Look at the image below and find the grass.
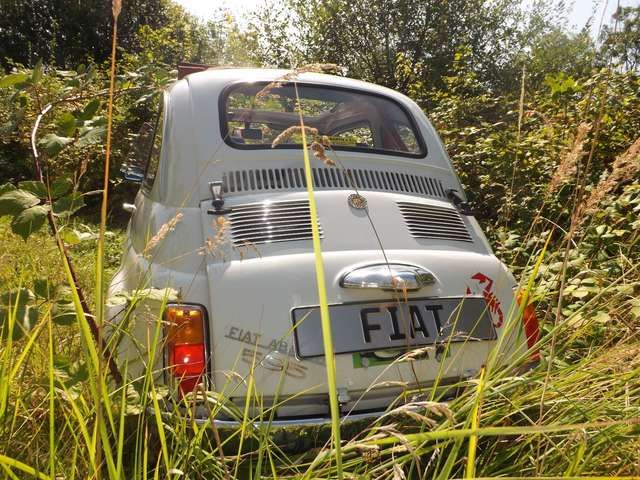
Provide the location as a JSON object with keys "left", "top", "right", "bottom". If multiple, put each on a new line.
{"left": 0, "top": 38, "right": 639, "bottom": 478}
{"left": 1, "top": 184, "right": 639, "bottom": 479}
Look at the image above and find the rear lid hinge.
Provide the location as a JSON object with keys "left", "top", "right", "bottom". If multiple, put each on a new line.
{"left": 207, "top": 180, "right": 232, "bottom": 215}
{"left": 446, "top": 188, "right": 473, "bottom": 215}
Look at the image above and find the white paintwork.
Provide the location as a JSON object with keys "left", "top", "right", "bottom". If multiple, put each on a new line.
{"left": 108, "top": 68, "right": 527, "bottom": 420}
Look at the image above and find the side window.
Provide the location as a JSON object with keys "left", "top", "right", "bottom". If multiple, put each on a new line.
{"left": 142, "top": 103, "right": 164, "bottom": 191}
{"left": 396, "top": 123, "right": 420, "bottom": 153}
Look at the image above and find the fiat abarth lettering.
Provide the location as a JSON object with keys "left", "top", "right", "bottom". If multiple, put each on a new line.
{"left": 109, "top": 66, "right": 536, "bottom": 425}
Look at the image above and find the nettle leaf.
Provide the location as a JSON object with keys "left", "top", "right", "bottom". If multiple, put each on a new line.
{"left": 56, "top": 112, "right": 77, "bottom": 137}
{"left": 77, "top": 125, "right": 106, "bottom": 147}
{"left": 52, "top": 302, "right": 77, "bottom": 326}
{"left": 0, "top": 73, "right": 30, "bottom": 88}
{"left": 18, "top": 180, "right": 47, "bottom": 198}
{"left": 53, "top": 193, "right": 84, "bottom": 216}
{"left": 39, "top": 134, "right": 74, "bottom": 157}
{"left": 11, "top": 205, "right": 49, "bottom": 240}
{"left": 50, "top": 178, "right": 73, "bottom": 198}
{"left": 0, "top": 189, "right": 40, "bottom": 216}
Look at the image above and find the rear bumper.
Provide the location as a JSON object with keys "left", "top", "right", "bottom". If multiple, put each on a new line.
{"left": 193, "top": 377, "right": 465, "bottom": 428}
{"left": 199, "top": 408, "right": 385, "bottom": 428}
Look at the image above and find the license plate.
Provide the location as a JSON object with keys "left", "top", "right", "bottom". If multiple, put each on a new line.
{"left": 291, "top": 297, "right": 496, "bottom": 358}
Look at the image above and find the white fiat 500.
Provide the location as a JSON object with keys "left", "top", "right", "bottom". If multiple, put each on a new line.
{"left": 110, "top": 66, "right": 537, "bottom": 425}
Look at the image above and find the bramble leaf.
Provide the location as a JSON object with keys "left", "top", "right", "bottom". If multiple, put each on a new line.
{"left": 0, "top": 73, "right": 30, "bottom": 88}
{"left": 51, "top": 178, "right": 73, "bottom": 197}
{"left": 53, "top": 192, "right": 84, "bottom": 216}
{"left": 56, "top": 112, "right": 77, "bottom": 137}
{"left": 52, "top": 302, "right": 77, "bottom": 326}
{"left": 39, "top": 133, "right": 74, "bottom": 157}
{"left": 0, "top": 289, "right": 38, "bottom": 341}
{"left": 0, "top": 183, "right": 17, "bottom": 196}
{"left": 77, "top": 125, "right": 106, "bottom": 147}
{"left": 18, "top": 180, "right": 48, "bottom": 198}
{"left": 11, "top": 205, "right": 49, "bottom": 240}
{"left": 0, "top": 189, "right": 40, "bottom": 216}
{"left": 77, "top": 99, "right": 101, "bottom": 121}
{"left": 31, "top": 59, "right": 43, "bottom": 84}
{"left": 34, "top": 279, "right": 58, "bottom": 299}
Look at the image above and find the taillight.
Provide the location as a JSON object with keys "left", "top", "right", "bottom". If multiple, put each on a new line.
{"left": 165, "top": 304, "right": 207, "bottom": 395}
{"left": 517, "top": 291, "right": 540, "bottom": 362}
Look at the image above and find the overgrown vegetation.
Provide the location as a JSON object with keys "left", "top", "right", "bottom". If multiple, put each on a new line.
{"left": 0, "top": 0, "right": 639, "bottom": 478}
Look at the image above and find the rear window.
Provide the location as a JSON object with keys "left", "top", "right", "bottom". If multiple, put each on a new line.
{"left": 221, "top": 82, "right": 426, "bottom": 157}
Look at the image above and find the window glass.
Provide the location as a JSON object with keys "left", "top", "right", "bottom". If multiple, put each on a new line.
{"left": 397, "top": 123, "right": 419, "bottom": 153}
{"left": 143, "top": 104, "right": 164, "bottom": 190}
{"left": 223, "top": 83, "right": 425, "bottom": 156}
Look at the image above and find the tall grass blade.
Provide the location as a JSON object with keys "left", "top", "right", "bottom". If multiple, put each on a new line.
{"left": 0, "top": 454, "right": 51, "bottom": 480}
{"left": 47, "top": 310, "right": 56, "bottom": 479}
{"left": 294, "top": 82, "right": 343, "bottom": 478}
{"left": 465, "top": 367, "right": 484, "bottom": 478}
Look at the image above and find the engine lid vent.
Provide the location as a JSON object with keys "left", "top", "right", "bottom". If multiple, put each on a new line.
{"left": 222, "top": 168, "right": 446, "bottom": 199}
{"left": 398, "top": 202, "right": 473, "bottom": 242}
{"left": 228, "top": 199, "right": 322, "bottom": 246}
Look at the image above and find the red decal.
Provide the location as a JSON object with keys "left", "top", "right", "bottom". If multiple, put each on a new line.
{"left": 470, "top": 272, "right": 504, "bottom": 328}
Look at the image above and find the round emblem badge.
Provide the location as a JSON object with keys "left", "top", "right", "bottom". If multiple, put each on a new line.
{"left": 348, "top": 193, "right": 367, "bottom": 210}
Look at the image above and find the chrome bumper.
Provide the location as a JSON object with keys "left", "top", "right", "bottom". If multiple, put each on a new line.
{"left": 198, "top": 409, "right": 384, "bottom": 428}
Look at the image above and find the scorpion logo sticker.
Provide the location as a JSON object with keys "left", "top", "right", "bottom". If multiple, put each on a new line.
{"left": 466, "top": 272, "right": 504, "bottom": 328}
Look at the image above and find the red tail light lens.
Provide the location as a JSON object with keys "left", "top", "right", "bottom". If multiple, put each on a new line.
{"left": 165, "top": 304, "right": 207, "bottom": 395}
{"left": 517, "top": 291, "right": 540, "bottom": 362}
{"left": 170, "top": 344, "right": 205, "bottom": 376}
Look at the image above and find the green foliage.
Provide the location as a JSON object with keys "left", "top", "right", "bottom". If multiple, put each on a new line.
{"left": 0, "top": 1, "right": 639, "bottom": 478}
{"left": 253, "top": 0, "right": 578, "bottom": 95}
{"left": 601, "top": 6, "right": 640, "bottom": 71}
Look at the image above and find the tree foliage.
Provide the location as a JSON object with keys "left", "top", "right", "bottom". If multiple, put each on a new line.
{"left": 601, "top": 6, "right": 640, "bottom": 71}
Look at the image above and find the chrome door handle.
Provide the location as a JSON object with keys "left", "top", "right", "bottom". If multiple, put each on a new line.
{"left": 340, "top": 264, "right": 436, "bottom": 291}
{"left": 122, "top": 202, "right": 137, "bottom": 213}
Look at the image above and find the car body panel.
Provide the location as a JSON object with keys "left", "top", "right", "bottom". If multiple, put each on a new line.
{"left": 108, "top": 68, "right": 526, "bottom": 421}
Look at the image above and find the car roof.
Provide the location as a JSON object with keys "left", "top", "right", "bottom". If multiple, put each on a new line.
{"left": 173, "top": 67, "right": 411, "bottom": 104}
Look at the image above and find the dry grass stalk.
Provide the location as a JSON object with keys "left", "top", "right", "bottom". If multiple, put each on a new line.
{"left": 112, "top": 0, "right": 122, "bottom": 19}
{"left": 255, "top": 63, "right": 340, "bottom": 99}
{"left": 271, "top": 125, "right": 318, "bottom": 148}
{"left": 578, "top": 136, "right": 640, "bottom": 220}
{"left": 547, "top": 123, "right": 591, "bottom": 195}
{"left": 393, "top": 464, "right": 407, "bottom": 480}
{"left": 198, "top": 217, "right": 229, "bottom": 257}
{"left": 310, "top": 141, "right": 335, "bottom": 166}
{"left": 354, "top": 444, "right": 380, "bottom": 464}
{"left": 384, "top": 400, "right": 453, "bottom": 424}
{"left": 142, "top": 212, "right": 183, "bottom": 258}
{"left": 399, "top": 345, "right": 433, "bottom": 361}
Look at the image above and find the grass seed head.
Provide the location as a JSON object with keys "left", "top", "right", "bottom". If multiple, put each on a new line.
{"left": 311, "top": 141, "right": 335, "bottom": 166}
{"left": 142, "top": 212, "right": 183, "bottom": 258}
{"left": 547, "top": 122, "right": 591, "bottom": 195}
{"left": 578, "top": 136, "right": 640, "bottom": 221}
{"left": 271, "top": 125, "right": 318, "bottom": 148}
{"left": 255, "top": 63, "right": 341, "bottom": 99}
{"left": 198, "top": 217, "right": 229, "bottom": 257}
